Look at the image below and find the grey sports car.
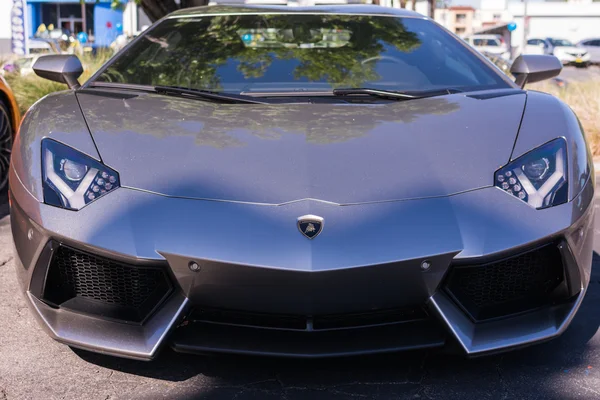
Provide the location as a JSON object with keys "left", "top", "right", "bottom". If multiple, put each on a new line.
{"left": 9, "top": 5, "right": 595, "bottom": 360}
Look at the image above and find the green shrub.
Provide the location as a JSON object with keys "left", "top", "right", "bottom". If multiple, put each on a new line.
{"left": 4, "top": 50, "right": 113, "bottom": 115}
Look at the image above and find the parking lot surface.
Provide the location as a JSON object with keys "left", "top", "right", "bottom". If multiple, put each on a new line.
{"left": 559, "top": 65, "right": 600, "bottom": 82}
{"left": 1, "top": 174, "right": 600, "bottom": 400}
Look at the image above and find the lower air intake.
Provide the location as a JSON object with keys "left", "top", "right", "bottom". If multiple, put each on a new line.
{"left": 444, "top": 243, "right": 566, "bottom": 321}
{"left": 42, "top": 245, "right": 172, "bottom": 323}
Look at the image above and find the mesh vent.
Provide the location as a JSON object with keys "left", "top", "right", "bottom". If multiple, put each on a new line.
{"left": 43, "top": 246, "right": 172, "bottom": 322}
{"left": 444, "top": 244, "right": 565, "bottom": 321}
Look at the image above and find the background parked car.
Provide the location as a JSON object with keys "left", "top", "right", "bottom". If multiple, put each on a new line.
{"left": 464, "top": 34, "right": 510, "bottom": 60}
{"left": 577, "top": 38, "right": 600, "bottom": 65}
{"left": 1, "top": 55, "right": 43, "bottom": 77}
{"left": 27, "top": 38, "right": 62, "bottom": 54}
{"left": 525, "top": 38, "right": 590, "bottom": 67}
{"left": 1, "top": 38, "right": 61, "bottom": 77}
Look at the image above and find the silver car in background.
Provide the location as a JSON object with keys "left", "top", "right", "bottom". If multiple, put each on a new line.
{"left": 577, "top": 38, "right": 600, "bottom": 65}
{"left": 464, "top": 34, "right": 511, "bottom": 60}
{"left": 9, "top": 5, "right": 595, "bottom": 360}
{"left": 525, "top": 37, "right": 591, "bottom": 67}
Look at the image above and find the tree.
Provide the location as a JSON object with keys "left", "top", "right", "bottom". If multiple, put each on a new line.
{"left": 98, "top": 14, "right": 422, "bottom": 90}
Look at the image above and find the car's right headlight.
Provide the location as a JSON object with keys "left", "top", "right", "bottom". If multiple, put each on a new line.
{"left": 42, "top": 139, "right": 120, "bottom": 210}
{"left": 494, "top": 138, "right": 567, "bottom": 209}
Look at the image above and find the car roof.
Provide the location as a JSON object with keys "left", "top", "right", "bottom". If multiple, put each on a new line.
{"left": 168, "top": 4, "right": 424, "bottom": 18}
{"left": 28, "top": 39, "right": 53, "bottom": 48}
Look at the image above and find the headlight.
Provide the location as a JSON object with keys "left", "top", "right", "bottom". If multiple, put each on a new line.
{"left": 495, "top": 138, "right": 567, "bottom": 209}
{"left": 42, "top": 139, "right": 120, "bottom": 210}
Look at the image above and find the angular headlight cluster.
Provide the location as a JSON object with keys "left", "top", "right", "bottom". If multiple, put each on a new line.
{"left": 495, "top": 138, "right": 568, "bottom": 209}
{"left": 42, "top": 139, "right": 120, "bottom": 210}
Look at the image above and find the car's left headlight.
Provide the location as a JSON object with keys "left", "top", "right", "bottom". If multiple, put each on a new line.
{"left": 495, "top": 138, "right": 567, "bottom": 209}
{"left": 42, "top": 139, "right": 120, "bottom": 210}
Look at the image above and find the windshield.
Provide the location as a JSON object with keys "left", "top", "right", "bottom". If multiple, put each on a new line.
{"left": 473, "top": 38, "right": 500, "bottom": 47}
{"left": 549, "top": 39, "right": 574, "bottom": 47}
{"left": 93, "top": 14, "right": 510, "bottom": 94}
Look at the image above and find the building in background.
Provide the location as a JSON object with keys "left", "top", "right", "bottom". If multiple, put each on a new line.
{"left": 0, "top": 1, "right": 14, "bottom": 55}
{"left": 478, "top": 0, "right": 511, "bottom": 29}
{"left": 434, "top": 0, "right": 600, "bottom": 57}
{"left": 434, "top": 6, "right": 476, "bottom": 36}
{"left": 507, "top": 0, "right": 600, "bottom": 52}
{"left": 0, "top": 0, "right": 151, "bottom": 57}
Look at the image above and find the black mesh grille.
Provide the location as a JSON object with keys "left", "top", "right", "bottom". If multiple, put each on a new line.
{"left": 444, "top": 244, "right": 565, "bottom": 321}
{"left": 43, "top": 246, "right": 172, "bottom": 322}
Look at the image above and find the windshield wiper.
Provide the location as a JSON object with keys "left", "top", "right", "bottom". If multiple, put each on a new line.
{"left": 332, "top": 87, "right": 463, "bottom": 100}
{"left": 154, "top": 85, "right": 269, "bottom": 104}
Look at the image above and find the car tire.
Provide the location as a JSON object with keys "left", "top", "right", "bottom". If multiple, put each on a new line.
{"left": 0, "top": 101, "right": 13, "bottom": 191}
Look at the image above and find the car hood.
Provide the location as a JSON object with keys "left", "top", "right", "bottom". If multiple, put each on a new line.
{"left": 555, "top": 46, "right": 586, "bottom": 53}
{"left": 76, "top": 89, "right": 526, "bottom": 205}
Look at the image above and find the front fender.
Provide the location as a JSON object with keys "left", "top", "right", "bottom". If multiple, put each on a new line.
{"left": 511, "top": 90, "right": 594, "bottom": 202}
{"left": 9, "top": 91, "right": 99, "bottom": 203}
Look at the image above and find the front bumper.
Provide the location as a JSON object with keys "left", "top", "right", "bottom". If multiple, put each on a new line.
{"left": 557, "top": 52, "right": 591, "bottom": 65}
{"left": 10, "top": 167, "right": 595, "bottom": 360}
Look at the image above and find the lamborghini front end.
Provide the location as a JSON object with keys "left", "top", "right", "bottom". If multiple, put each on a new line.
{"left": 9, "top": 6, "right": 596, "bottom": 360}
{"left": 9, "top": 132, "right": 595, "bottom": 359}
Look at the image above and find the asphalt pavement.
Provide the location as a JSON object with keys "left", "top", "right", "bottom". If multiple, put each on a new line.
{"left": 1, "top": 174, "right": 600, "bottom": 400}
{"left": 558, "top": 65, "right": 600, "bottom": 82}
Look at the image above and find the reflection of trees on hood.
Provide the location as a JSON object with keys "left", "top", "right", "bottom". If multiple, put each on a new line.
{"left": 76, "top": 92, "right": 461, "bottom": 148}
{"left": 99, "top": 15, "right": 422, "bottom": 90}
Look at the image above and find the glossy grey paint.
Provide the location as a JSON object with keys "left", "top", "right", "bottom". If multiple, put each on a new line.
{"left": 75, "top": 89, "right": 526, "bottom": 204}
{"left": 511, "top": 90, "right": 594, "bottom": 202}
{"left": 11, "top": 90, "right": 99, "bottom": 202}
{"left": 8, "top": 6, "right": 596, "bottom": 358}
{"left": 9, "top": 164, "right": 595, "bottom": 358}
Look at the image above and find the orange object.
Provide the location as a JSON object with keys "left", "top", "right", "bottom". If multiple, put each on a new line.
{"left": 0, "top": 75, "right": 21, "bottom": 133}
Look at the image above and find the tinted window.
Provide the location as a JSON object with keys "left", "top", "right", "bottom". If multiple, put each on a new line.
{"left": 94, "top": 14, "right": 509, "bottom": 93}
{"left": 473, "top": 38, "right": 499, "bottom": 46}
{"left": 548, "top": 38, "right": 573, "bottom": 47}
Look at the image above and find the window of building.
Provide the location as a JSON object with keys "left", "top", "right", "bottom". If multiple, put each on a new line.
{"left": 456, "top": 13, "right": 467, "bottom": 23}
{"left": 456, "top": 27, "right": 466, "bottom": 34}
{"left": 493, "top": 13, "right": 501, "bottom": 20}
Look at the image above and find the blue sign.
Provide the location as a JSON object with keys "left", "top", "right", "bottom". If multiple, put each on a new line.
{"left": 507, "top": 22, "right": 517, "bottom": 32}
{"left": 11, "top": 0, "right": 29, "bottom": 55}
{"left": 77, "top": 32, "right": 89, "bottom": 43}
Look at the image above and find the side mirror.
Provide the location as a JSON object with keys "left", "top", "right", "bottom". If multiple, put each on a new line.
{"left": 510, "top": 54, "right": 562, "bottom": 88}
{"left": 33, "top": 55, "right": 83, "bottom": 89}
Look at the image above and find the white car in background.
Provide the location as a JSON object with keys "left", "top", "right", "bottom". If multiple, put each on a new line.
{"left": 1, "top": 55, "right": 41, "bottom": 76}
{"left": 464, "top": 34, "right": 510, "bottom": 60}
{"left": 525, "top": 38, "right": 590, "bottom": 67}
{"left": 577, "top": 38, "right": 600, "bottom": 65}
